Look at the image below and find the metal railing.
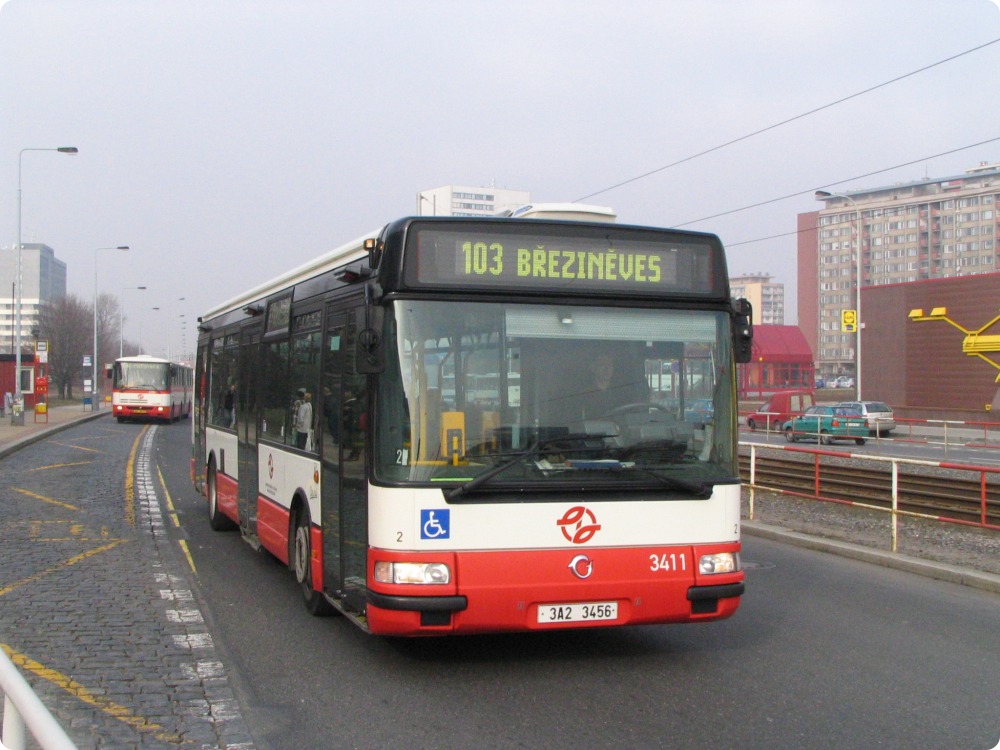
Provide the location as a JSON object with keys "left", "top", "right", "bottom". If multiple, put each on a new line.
{"left": 743, "top": 441, "right": 1000, "bottom": 552}
{"left": 0, "top": 647, "right": 77, "bottom": 750}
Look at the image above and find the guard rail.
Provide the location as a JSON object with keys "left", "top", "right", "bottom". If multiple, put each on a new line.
{"left": 0, "top": 646, "right": 77, "bottom": 750}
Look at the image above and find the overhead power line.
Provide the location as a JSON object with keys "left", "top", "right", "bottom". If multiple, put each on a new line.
{"left": 574, "top": 36, "right": 1000, "bottom": 203}
{"left": 674, "top": 135, "right": 1000, "bottom": 231}
{"left": 711, "top": 135, "right": 1000, "bottom": 247}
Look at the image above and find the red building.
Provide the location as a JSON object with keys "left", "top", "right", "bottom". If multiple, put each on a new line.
{"left": 739, "top": 325, "right": 815, "bottom": 400}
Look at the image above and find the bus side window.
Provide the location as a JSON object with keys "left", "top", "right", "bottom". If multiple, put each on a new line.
{"left": 261, "top": 340, "right": 290, "bottom": 442}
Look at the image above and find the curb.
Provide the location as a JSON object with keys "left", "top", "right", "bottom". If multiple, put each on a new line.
{"left": 744, "top": 520, "right": 1000, "bottom": 595}
{"left": 0, "top": 410, "right": 110, "bottom": 459}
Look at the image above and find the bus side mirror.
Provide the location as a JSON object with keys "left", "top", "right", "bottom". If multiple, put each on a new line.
{"left": 356, "top": 303, "right": 385, "bottom": 374}
{"left": 732, "top": 298, "right": 753, "bottom": 364}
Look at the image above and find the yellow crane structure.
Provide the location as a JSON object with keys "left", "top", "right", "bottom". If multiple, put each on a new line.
{"left": 908, "top": 307, "right": 1000, "bottom": 383}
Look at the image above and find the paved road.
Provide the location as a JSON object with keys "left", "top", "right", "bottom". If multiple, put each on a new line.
{"left": 0, "top": 414, "right": 255, "bottom": 749}
{"left": 167, "top": 425, "right": 1000, "bottom": 749}
{"left": 1, "top": 411, "right": 998, "bottom": 749}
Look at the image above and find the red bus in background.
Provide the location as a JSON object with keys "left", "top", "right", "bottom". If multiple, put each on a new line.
{"left": 110, "top": 355, "right": 193, "bottom": 423}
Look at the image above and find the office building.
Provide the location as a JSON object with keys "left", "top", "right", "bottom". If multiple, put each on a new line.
{"left": 416, "top": 185, "right": 531, "bottom": 217}
{"left": 0, "top": 243, "right": 67, "bottom": 352}
{"left": 798, "top": 162, "right": 999, "bottom": 382}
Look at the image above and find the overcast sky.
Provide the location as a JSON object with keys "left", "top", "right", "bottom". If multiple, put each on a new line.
{"left": 2, "top": 0, "right": 998, "bottom": 358}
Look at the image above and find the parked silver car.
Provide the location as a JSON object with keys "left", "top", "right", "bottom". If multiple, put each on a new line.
{"left": 834, "top": 400, "right": 895, "bottom": 435}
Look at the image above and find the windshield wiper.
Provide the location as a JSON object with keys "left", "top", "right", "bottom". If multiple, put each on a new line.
{"left": 620, "top": 464, "right": 714, "bottom": 497}
{"left": 446, "top": 433, "right": 614, "bottom": 501}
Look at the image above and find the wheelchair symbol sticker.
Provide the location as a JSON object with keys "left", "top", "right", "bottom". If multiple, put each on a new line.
{"left": 420, "top": 509, "right": 450, "bottom": 540}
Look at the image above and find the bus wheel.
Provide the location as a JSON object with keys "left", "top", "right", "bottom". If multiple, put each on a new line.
{"left": 207, "top": 465, "right": 237, "bottom": 531}
{"left": 293, "top": 507, "right": 334, "bottom": 616}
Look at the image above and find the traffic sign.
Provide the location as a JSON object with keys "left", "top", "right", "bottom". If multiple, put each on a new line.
{"left": 841, "top": 309, "right": 857, "bottom": 333}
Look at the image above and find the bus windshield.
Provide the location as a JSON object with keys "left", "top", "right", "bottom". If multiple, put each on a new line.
{"left": 114, "top": 361, "right": 169, "bottom": 391}
{"left": 375, "top": 299, "right": 736, "bottom": 492}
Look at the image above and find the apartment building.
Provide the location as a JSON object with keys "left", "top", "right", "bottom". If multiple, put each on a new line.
{"left": 798, "top": 162, "right": 999, "bottom": 381}
{"left": 728, "top": 273, "right": 784, "bottom": 325}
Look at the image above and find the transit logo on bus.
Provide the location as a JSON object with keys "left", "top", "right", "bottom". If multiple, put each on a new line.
{"left": 556, "top": 506, "right": 601, "bottom": 544}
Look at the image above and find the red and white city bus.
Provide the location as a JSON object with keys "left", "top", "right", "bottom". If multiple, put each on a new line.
{"left": 192, "top": 213, "right": 753, "bottom": 636}
{"left": 111, "top": 355, "right": 193, "bottom": 423}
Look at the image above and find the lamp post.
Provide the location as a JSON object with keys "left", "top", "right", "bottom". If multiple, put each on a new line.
{"left": 14, "top": 146, "right": 78, "bottom": 417}
{"left": 140, "top": 306, "right": 161, "bottom": 355}
{"left": 120, "top": 286, "right": 147, "bottom": 357}
{"left": 417, "top": 192, "right": 436, "bottom": 215}
{"left": 816, "top": 190, "right": 863, "bottom": 401}
{"left": 93, "top": 246, "right": 129, "bottom": 407}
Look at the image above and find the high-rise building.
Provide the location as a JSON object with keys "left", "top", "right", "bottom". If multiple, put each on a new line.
{"left": 729, "top": 273, "right": 784, "bottom": 325}
{"left": 416, "top": 185, "right": 531, "bottom": 217}
{"left": 798, "top": 162, "right": 999, "bottom": 381}
{"left": 0, "top": 243, "right": 67, "bottom": 352}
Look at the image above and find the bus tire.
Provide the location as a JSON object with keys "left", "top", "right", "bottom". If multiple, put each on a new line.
{"left": 292, "top": 506, "right": 334, "bottom": 617}
{"left": 207, "top": 464, "right": 237, "bottom": 531}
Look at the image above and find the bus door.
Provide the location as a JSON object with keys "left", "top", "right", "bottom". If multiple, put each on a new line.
{"left": 193, "top": 342, "right": 210, "bottom": 492}
{"left": 237, "top": 325, "right": 262, "bottom": 532}
{"left": 319, "top": 305, "right": 369, "bottom": 612}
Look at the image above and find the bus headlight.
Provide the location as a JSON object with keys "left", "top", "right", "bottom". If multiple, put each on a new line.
{"left": 699, "top": 552, "right": 739, "bottom": 575}
{"left": 374, "top": 561, "right": 451, "bottom": 585}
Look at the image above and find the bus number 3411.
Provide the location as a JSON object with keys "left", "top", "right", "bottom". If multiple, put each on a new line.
{"left": 650, "top": 553, "right": 688, "bottom": 572}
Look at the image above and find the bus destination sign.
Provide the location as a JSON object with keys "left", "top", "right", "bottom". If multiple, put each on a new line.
{"left": 409, "top": 227, "right": 718, "bottom": 296}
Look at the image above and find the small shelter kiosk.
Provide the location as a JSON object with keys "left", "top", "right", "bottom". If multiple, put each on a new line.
{"left": 738, "top": 325, "right": 814, "bottom": 400}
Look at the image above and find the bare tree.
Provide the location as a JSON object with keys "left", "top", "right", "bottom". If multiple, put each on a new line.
{"left": 36, "top": 294, "right": 90, "bottom": 399}
{"left": 35, "top": 293, "right": 123, "bottom": 399}
{"left": 95, "top": 292, "right": 121, "bottom": 374}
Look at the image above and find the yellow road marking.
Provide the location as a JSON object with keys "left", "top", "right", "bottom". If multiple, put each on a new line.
{"left": 12, "top": 487, "right": 80, "bottom": 512}
{"left": 28, "top": 461, "right": 92, "bottom": 472}
{"left": 0, "top": 644, "right": 182, "bottom": 744}
{"left": 124, "top": 426, "right": 149, "bottom": 526}
{"left": 0, "top": 541, "right": 126, "bottom": 598}
{"left": 49, "top": 441, "right": 101, "bottom": 453}
{"left": 157, "top": 464, "right": 180, "bottom": 528}
{"left": 177, "top": 539, "right": 198, "bottom": 575}
{"left": 158, "top": 465, "right": 196, "bottom": 573}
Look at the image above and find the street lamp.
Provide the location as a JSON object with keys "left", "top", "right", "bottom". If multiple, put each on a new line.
{"left": 93, "top": 246, "right": 129, "bottom": 407}
{"left": 14, "top": 146, "right": 78, "bottom": 418}
{"left": 139, "top": 306, "right": 161, "bottom": 355}
{"left": 816, "top": 190, "right": 863, "bottom": 401}
{"left": 120, "top": 286, "right": 147, "bottom": 357}
{"left": 417, "top": 192, "right": 436, "bottom": 215}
